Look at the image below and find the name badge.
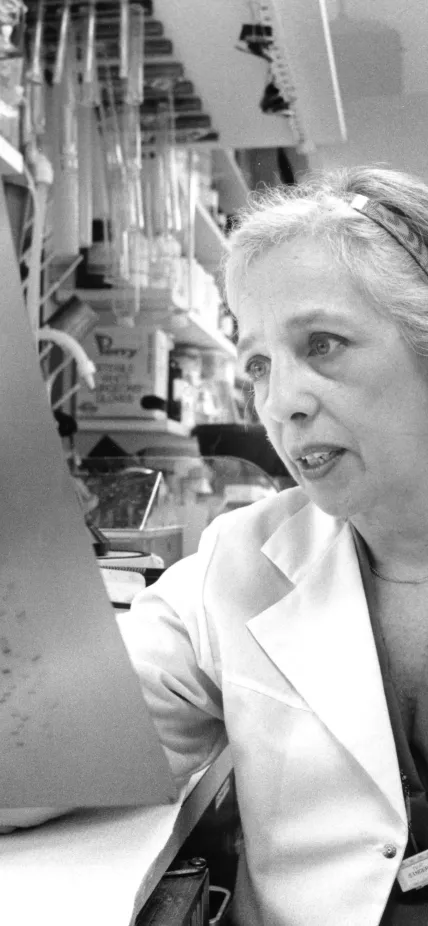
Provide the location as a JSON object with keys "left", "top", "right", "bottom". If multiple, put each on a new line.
{"left": 398, "top": 850, "right": 428, "bottom": 892}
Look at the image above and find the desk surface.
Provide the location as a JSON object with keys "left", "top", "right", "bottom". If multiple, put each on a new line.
{"left": 0, "top": 747, "right": 232, "bottom": 926}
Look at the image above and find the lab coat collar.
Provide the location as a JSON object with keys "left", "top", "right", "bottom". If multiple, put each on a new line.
{"left": 249, "top": 498, "right": 406, "bottom": 825}
{"left": 260, "top": 495, "right": 344, "bottom": 584}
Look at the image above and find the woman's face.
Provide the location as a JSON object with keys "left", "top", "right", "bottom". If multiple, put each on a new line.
{"left": 235, "top": 237, "right": 428, "bottom": 521}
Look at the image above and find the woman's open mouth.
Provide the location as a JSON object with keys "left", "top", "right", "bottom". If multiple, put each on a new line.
{"left": 298, "top": 448, "right": 346, "bottom": 480}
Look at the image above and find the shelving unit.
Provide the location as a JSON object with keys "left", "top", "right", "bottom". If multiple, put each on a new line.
{"left": 58, "top": 287, "right": 237, "bottom": 358}
{"left": 170, "top": 307, "right": 236, "bottom": 356}
{"left": 212, "top": 148, "right": 250, "bottom": 214}
{"left": 194, "top": 199, "right": 231, "bottom": 272}
{"left": 77, "top": 417, "right": 189, "bottom": 436}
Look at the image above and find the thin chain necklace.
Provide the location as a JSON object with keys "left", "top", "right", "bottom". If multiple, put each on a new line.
{"left": 369, "top": 564, "right": 428, "bottom": 585}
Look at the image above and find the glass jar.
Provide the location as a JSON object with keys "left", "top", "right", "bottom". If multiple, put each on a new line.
{"left": 172, "top": 347, "right": 203, "bottom": 430}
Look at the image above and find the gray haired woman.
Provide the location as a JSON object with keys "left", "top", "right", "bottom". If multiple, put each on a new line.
{"left": 122, "top": 166, "right": 428, "bottom": 925}
{"left": 221, "top": 165, "right": 428, "bottom": 924}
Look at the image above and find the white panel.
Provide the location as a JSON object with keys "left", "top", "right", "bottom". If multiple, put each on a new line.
{"left": 269, "top": 0, "right": 346, "bottom": 145}
{"left": 155, "top": 0, "right": 346, "bottom": 148}
{"left": 155, "top": 0, "right": 297, "bottom": 149}
{"left": 0, "top": 182, "right": 176, "bottom": 808}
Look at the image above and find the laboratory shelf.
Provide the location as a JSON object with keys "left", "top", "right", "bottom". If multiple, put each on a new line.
{"left": 170, "top": 307, "right": 236, "bottom": 356}
{"left": 77, "top": 417, "right": 189, "bottom": 436}
{"left": 58, "top": 287, "right": 237, "bottom": 358}
{"left": 212, "top": 148, "right": 250, "bottom": 214}
{"left": 194, "top": 199, "right": 231, "bottom": 271}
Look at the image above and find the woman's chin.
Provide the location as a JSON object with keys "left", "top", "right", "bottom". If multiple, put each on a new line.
{"left": 299, "top": 481, "right": 357, "bottom": 520}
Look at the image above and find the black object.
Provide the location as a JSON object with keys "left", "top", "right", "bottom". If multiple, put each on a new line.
{"left": 75, "top": 246, "right": 114, "bottom": 290}
{"left": 164, "top": 857, "right": 207, "bottom": 877}
{"left": 141, "top": 395, "right": 167, "bottom": 412}
{"left": 87, "top": 521, "right": 110, "bottom": 557}
{"left": 237, "top": 22, "right": 273, "bottom": 60}
{"left": 87, "top": 436, "right": 129, "bottom": 460}
{"left": 167, "top": 355, "right": 184, "bottom": 422}
{"left": 143, "top": 567, "right": 165, "bottom": 587}
{"left": 277, "top": 148, "right": 295, "bottom": 186}
{"left": 179, "top": 771, "right": 242, "bottom": 895}
{"left": 54, "top": 410, "right": 78, "bottom": 439}
{"left": 92, "top": 218, "right": 112, "bottom": 243}
{"left": 192, "top": 423, "right": 294, "bottom": 481}
{"left": 136, "top": 858, "right": 209, "bottom": 925}
{"left": 260, "top": 80, "right": 292, "bottom": 116}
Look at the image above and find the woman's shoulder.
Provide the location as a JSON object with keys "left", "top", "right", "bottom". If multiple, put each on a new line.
{"left": 199, "top": 487, "right": 313, "bottom": 572}
{"left": 204, "top": 486, "right": 342, "bottom": 581}
{"left": 211, "top": 485, "right": 311, "bottom": 540}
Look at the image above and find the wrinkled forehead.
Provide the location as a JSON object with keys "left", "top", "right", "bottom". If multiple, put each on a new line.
{"left": 227, "top": 236, "right": 343, "bottom": 320}
{"left": 224, "top": 197, "right": 357, "bottom": 314}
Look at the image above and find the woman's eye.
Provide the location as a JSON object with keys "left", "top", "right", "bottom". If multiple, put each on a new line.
{"left": 308, "top": 333, "right": 343, "bottom": 357}
{"left": 245, "top": 357, "right": 270, "bottom": 382}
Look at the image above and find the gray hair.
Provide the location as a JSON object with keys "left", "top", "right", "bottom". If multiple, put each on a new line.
{"left": 224, "top": 166, "right": 428, "bottom": 355}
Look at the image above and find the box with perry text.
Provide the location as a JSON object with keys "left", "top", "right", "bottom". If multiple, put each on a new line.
{"left": 76, "top": 325, "right": 170, "bottom": 419}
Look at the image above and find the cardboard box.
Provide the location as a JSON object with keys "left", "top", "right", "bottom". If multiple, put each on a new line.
{"left": 77, "top": 325, "right": 170, "bottom": 419}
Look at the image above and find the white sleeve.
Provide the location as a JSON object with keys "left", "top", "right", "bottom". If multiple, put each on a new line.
{"left": 116, "top": 520, "right": 227, "bottom": 787}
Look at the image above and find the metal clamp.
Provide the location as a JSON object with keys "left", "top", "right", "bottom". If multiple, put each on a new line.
{"left": 163, "top": 857, "right": 208, "bottom": 877}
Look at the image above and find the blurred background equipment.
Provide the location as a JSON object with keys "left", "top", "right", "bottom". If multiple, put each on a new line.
{"left": 192, "top": 423, "right": 296, "bottom": 489}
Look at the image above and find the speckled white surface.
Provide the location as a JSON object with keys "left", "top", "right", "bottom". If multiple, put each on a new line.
{"left": 0, "top": 796, "right": 186, "bottom": 926}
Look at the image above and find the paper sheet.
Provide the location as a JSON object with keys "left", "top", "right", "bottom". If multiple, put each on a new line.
{"left": 0, "top": 794, "right": 186, "bottom": 926}
{"left": 0, "top": 181, "right": 176, "bottom": 808}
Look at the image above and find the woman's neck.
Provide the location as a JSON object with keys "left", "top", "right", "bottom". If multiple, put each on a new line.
{"left": 351, "top": 503, "right": 428, "bottom": 579}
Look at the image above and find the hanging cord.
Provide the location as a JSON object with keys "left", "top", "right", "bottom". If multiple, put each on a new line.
{"left": 37, "top": 326, "right": 96, "bottom": 412}
{"left": 22, "top": 154, "right": 54, "bottom": 337}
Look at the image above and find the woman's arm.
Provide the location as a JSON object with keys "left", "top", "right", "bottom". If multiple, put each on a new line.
{"left": 117, "top": 526, "right": 227, "bottom": 787}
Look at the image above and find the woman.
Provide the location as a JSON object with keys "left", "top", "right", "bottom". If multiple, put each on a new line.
{"left": 119, "top": 166, "right": 428, "bottom": 925}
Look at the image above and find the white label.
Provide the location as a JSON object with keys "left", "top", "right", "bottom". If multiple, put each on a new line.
{"left": 398, "top": 850, "right": 428, "bottom": 891}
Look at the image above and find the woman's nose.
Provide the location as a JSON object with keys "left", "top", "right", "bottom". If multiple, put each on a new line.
{"left": 262, "top": 360, "right": 319, "bottom": 422}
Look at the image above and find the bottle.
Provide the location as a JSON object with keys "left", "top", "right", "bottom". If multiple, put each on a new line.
{"left": 173, "top": 347, "right": 202, "bottom": 430}
{"left": 167, "top": 354, "right": 185, "bottom": 422}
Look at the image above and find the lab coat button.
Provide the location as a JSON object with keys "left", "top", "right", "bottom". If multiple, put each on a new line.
{"left": 382, "top": 844, "right": 397, "bottom": 858}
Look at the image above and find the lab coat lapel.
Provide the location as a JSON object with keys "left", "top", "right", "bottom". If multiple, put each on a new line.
{"left": 247, "top": 503, "right": 405, "bottom": 824}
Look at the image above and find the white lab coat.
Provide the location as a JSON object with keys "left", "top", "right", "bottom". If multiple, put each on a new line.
{"left": 119, "top": 486, "right": 409, "bottom": 926}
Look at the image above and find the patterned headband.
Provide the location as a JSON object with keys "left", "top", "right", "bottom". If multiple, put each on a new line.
{"left": 350, "top": 193, "right": 428, "bottom": 278}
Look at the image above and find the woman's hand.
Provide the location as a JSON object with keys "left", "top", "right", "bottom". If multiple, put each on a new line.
{"left": 0, "top": 807, "right": 73, "bottom": 834}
